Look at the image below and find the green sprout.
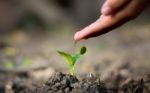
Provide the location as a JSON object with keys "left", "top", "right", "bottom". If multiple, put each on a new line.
{"left": 57, "top": 46, "right": 87, "bottom": 75}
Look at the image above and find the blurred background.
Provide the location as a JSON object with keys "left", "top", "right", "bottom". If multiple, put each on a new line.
{"left": 0, "top": 0, "right": 150, "bottom": 81}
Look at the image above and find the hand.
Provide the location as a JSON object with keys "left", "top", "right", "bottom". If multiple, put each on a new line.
{"left": 74, "top": 0, "right": 149, "bottom": 41}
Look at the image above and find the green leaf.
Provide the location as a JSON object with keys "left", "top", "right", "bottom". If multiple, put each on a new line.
{"left": 80, "top": 46, "right": 87, "bottom": 55}
{"left": 72, "top": 53, "right": 80, "bottom": 65}
{"left": 57, "top": 51, "right": 74, "bottom": 67}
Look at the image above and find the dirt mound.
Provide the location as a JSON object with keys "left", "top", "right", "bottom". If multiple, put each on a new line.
{"left": 35, "top": 72, "right": 106, "bottom": 93}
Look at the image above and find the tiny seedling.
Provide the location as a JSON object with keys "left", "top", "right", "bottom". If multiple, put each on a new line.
{"left": 57, "top": 46, "right": 86, "bottom": 75}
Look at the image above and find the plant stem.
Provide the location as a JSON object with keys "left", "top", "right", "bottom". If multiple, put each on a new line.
{"left": 69, "top": 67, "right": 74, "bottom": 75}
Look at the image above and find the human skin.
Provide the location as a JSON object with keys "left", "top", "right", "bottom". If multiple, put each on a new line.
{"left": 74, "top": 0, "right": 150, "bottom": 41}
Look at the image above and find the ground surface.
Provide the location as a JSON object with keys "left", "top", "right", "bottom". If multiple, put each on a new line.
{"left": 1, "top": 72, "right": 150, "bottom": 93}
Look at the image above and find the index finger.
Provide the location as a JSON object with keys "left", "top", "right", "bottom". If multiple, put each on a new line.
{"left": 74, "top": 14, "right": 127, "bottom": 41}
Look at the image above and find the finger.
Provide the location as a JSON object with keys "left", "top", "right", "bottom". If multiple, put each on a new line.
{"left": 101, "top": 0, "right": 130, "bottom": 15}
{"left": 74, "top": 15, "right": 127, "bottom": 41}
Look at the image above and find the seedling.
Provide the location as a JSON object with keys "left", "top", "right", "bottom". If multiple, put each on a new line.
{"left": 57, "top": 46, "right": 87, "bottom": 75}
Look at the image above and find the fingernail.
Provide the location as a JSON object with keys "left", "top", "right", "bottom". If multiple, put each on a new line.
{"left": 74, "top": 32, "right": 80, "bottom": 41}
{"left": 101, "top": 6, "right": 111, "bottom": 15}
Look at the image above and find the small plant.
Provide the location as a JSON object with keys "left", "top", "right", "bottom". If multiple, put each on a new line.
{"left": 57, "top": 46, "right": 87, "bottom": 75}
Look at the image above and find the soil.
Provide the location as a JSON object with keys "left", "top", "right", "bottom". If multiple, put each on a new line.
{"left": 35, "top": 72, "right": 107, "bottom": 93}
{"left": 0, "top": 71, "right": 38, "bottom": 93}
{"left": 1, "top": 72, "right": 150, "bottom": 93}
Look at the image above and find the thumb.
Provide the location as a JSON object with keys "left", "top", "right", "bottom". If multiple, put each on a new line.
{"left": 101, "top": 0, "right": 130, "bottom": 15}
